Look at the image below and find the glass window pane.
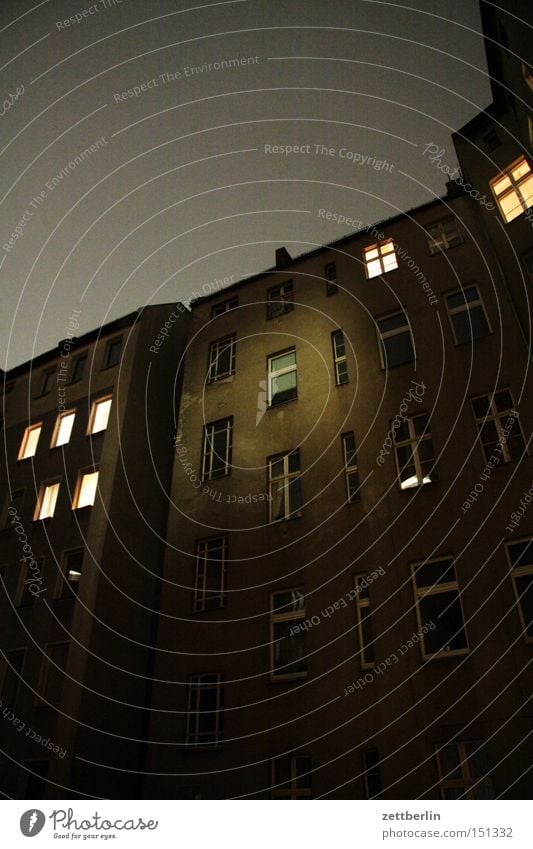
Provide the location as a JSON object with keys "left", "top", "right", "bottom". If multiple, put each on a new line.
{"left": 382, "top": 332, "right": 414, "bottom": 367}
{"left": 273, "top": 589, "right": 305, "bottom": 613}
{"left": 271, "top": 371, "right": 297, "bottom": 404}
{"left": 515, "top": 574, "right": 533, "bottom": 636}
{"left": 379, "top": 312, "right": 408, "bottom": 334}
{"left": 439, "top": 744, "right": 461, "bottom": 779}
{"left": 415, "top": 559, "right": 455, "bottom": 588}
{"left": 272, "top": 351, "right": 296, "bottom": 372}
{"left": 420, "top": 592, "right": 467, "bottom": 653}
{"left": 273, "top": 622, "right": 306, "bottom": 674}
{"left": 288, "top": 477, "right": 302, "bottom": 516}
{"left": 507, "top": 539, "right": 533, "bottom": 569}
{"left": 494, "top": 390, "right": 513, "bottom": 412}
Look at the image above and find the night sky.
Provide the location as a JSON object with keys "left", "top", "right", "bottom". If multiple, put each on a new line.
{"left": 1, "top": 0, "right": 491, "bottom": 368}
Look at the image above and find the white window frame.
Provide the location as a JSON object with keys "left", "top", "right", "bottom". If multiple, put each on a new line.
{"left": 376, "top": 310, "right": 414, "bottom": 369}
{"left": 271, "top": 755, "right": 312, "bottom": 799}
{"left": 186, "top": 673, "right": 223, "bottom": 748}
{"left": 445, "top": 285, "right": 491, "bottom": 345}
{"left": 393, "top": 414, "right": 437, "bottom": 490}
{"left": 412, "top": 557, "right": 469, "bottom": 660}
{"left": 50, "top": 410, "right": 76, "bottom": 448}
{"left": 212, "top": 297, "right": 238, "bottom": 318}
{"left": 267, "top": 348, "right": 297, "bottom": 406}
{"left": 435, "top": 741, "right": 494, "bottom": 800}
{"left": 427, "top": 217, "right": 463, "bottom": 254}
{"left": 267, "top": 281, "right": 294, "bottom": 318}
{"left": 471, "top": 390, "right": 524, "bottom": 464}
{"left": 34, "top": 481, "right": 60, "bottom": 521}
{"left": 207, "top": 335, "right": 236, "bottom": 383}
{"left": 332, "top": 330, "right": 348, "bottom": 385}
{"left": 194, "top": 536, "right": 228, "bottom": 612}
{"left": 270, "top": 588, "right": 307, "bottom": 681}
{"left": 490, "top": 156, "right": 533, "bottom": 222}
{"left": 87, "top": 396, "right": 112, "bottom": 435}
{"left": 504, "top": 538, "right": 533, "bottom": 643}
{"left": 201, "top": 418, "right": 233, "bottom": 481}
{"left": 72, "top": 469, "right": 99, "bottom": 510}
{"left": 342, "top": 432, "right": 359, "bottom": 503}
{"left": 268, "top": 450, "right": 302, "bottom": 521}
{"left": 363, "top": 238, "right": 398, "bottom": 278}
{"left": 17, "top": 423, "right": 42, "bottom": 460}
{"left": 354, "top": 575, "right": 374, "bottom": 669}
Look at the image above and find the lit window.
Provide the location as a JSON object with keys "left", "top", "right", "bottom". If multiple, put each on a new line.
{"left": 435, "top": 741, "right": 494, "bottom": 799}
{"left": 427, "top": 217, "right": 463, "bottom": 254}
{"left": 201, "top": 418, "right": 232, "bottom": 481}
{"left": 104, "top": 338, "right": 122, "bottom": 368}
{"left": 490, "top": 156, "right": 533, "bottom": 222}
{"left": 18, "top": 424, "right": 42, "bottom": 460}
{"left": 71, "top": 354, "right": 86, "bottom": 383}
{"left": 472, "top": 390, "right": 525, "bottom": 463}
{"left": 72, "top": 471, "right": 99, "bottom": 509}
{"left": 393, "top": 414, "right": 438, "bottom": 489}
{"left": 272, "top": 756, "right": 312, "bottom": 799}
{"left": 446, "top": 285, "right": 490, "bottom": 344}
{"left": 363, "top": 238, "right": 398, "bottom": 278}
{"left": 207, "top": 335, "right": 236, "bottom": 382}
{"left": 325, "top": 262, "right": 338, "bottom": 295}
{"left": 523, "top": 63, "right": 533, "bottom": 92}
{"left": 0, "top": 649, "right": 25, "bottom": 707}
{"left": 412, "top": 557, "right": 468, "bottom": 659}
{"left": 376, "top": 311, "right": 414, "bottom": 368}
{"left": 268, "top": 349, "right": 297, "bottom": 406}
{"left": 51, "top": 410, "right": 75, "bottom": 448}
{"left": 267, "top": 281, "right": 294, "bottom": 318}
{"left": 57, "top": 549, "right": 84, "bottom": 598}
{"left": 88, "top": 396, "right": 112, "bottom": 435}
{"left": 34, "top": 482, "right": 60, "bottom": 520}
{"left": 212, "top": 297, "right": 238, "bottom": 318}
{"left": 194, "top": 536, "right": 228, "bottom": 612}
{"left": 40, "top": 369, "right": 55, "bottom": 396}
{"left": 37, "top": 643, "right": 69, "bottom": 706}
{"left": 362, "top": 750, "right": 382, "bottom": 798}
{"left": 186, "top": 673, "right": 223, "bottom": 747}
{"left": 268, "top": 450, "right": 302, "bottom": 521}
{"left": 354, "top": 575, "right": 375, "bottom": 668}
{"left": 17, "top": 558, "right": 44, "bottom": 606}
{"left": 342, "top": 432, "right": 359, "bottom": 503}
{"left": 505, "top": 538, "right": 533, "bottom": 642}
{"left": 270, "top": 589, "right": 307, "bottom": 679}
{"left": 332, "top": 330, "right": 348, "bottom": 385}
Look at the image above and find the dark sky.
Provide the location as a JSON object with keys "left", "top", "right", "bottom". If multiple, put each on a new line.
{"left": 1, "top": 0, "right": 491, "bottom": 368}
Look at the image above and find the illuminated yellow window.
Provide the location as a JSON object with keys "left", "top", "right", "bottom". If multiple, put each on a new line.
{"left": 490, "top": 157, "right": 533, "bottom": 222}
{"left": 18, "top": 424, "right": 42, "bottom": 460}
{"left": 363, "top": 239, "right": 398, "bottom": 278}
{"left": 87, "top": 396, "right": 112, "bottom": 435}
{"left": 51, "top": 410, "right": 75, "bottom": 448}
{"left": 34, "top": 482, "right": 60, "bottom": 520}
{"left": 72, "top": 471, "right": 99, "bottom": 510}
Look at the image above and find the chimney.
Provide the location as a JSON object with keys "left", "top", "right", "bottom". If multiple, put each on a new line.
{"left": 275, "top": 247, "right": 292, "bottom": 269}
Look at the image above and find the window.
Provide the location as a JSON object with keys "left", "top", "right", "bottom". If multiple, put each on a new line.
{"left": 268, "top": 450, "right": 302, "bottom": 521}
{"left": 363, "top": 238, "right": 398, "bottom": 278}
{"left": 377, "top": 311, "right": 414, "bottom": 368}
{"left": 412, "top": 557, "right": 468, "bottom": 658}
{"left": 207, "top": 335, "right": 236, "bottom": 382}
{"left": 435, "top": 741, "right": 494, "bottom": 799}
{"left": 331, "top": 330, "right": 348, "bottom": 385}
{"left": 0, "top": 649, "right": 25, "bottom": 706}
{"left": 446, "top": 286, "right": 491, "bottom": 344}
{"left": 34, "top": 482, "right": 60, "bottom": 520}
{"left": 272, "top": 756, "right": 312, "bottom": 798}
{"left": 104, "top": 337, "right": 122, "bottom": 368}
{"left": 342, "top": 433, "right": 359, "bottom": 503}
{"left": 2, "top": 489, "right": 25, "bottom": 527}
{"left": 393, "top": 414, "right": 438, "bottom": 490}
{"left": 24, "top": 761, "right": 49, "bottom": 799}
{"left": 270, "top": 588, "right": 307, "bottom": 679}
{"left": 87, "top": 396, "right": 112, "bottom": 435}
{"left": 268, "top": 349, "right": 297, "bottom": 405}
{"left": 362, "top": 749, "right": 382, "bottom": 798}
{"left": 17, "top": 558, "right": 44, "bottom": 606}
{"left": 472, "top": 390, "right": 525, "bottom": 463}
{"left": 523, "top": 63, "right": 533, "bottom": 92}
{"left": 38, "top": 642, "right": 69, "bottom": 706}
{"left": 56, "top": 549, "right": 84, "bottom": 598}
{"left": 427, "top": 217, "right": 463, "bottom": 254}
{"left": 17, "top": 423, "right": 42, "bottom": 460}
{"left": 212, "top": 297, "right": 238, "bottom": 318}
{"left": 194, "top": 536, "right": 228, "bottom": 612}
{"left": 51, "top": 410, "right": 76, "bottom": 448}
{"left": 267, "top": 281, "right": 294, "bottom": 318}
{"left": 186, "top": 673, "right": 223, "bottom": 747}
{"left": 354, "top": 576, "right": 375, "bottom": 668}
{"left": 71, "top": 354, "right": 87, "bottom": 383}
{"left": 483, "top": 129, "right": 501, "bottom": 153}
{"left": 40, "top": 369, "right": 55, "bottom": 396}
{"left": 201, "top": 418, "right": 233, "bottom": 481}
{"left": 325, "top": 262, "right": 338, "bottom": 295}
{"left": 72, "top": 470, "right": 99, "bottom": 509}
{"left": 490, "top": 156, "right": 533, "bottom": 222}
{"left": 505, "top": 538, "right": 533, "bottom": 641}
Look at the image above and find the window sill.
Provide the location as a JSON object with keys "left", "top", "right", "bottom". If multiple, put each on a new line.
{"left": 207, "top": 373, "right": 235, "bottom": 385}
{"left": 379, "top": 361, "right": 415, "bottom": 372}
{"left": 423, "top": 649, "right": 469, "bottom": 661}
{"left": 452, "top": 331, "right": 493, "bottom": 348}
{"left": 268, "top": 396, "right": 298, "bottom": 409}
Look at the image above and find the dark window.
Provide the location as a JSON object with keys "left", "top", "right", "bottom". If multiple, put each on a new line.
{"left": 342, "top": 432, "right": 359, "bottom": 503}
{"left": 201, "top": 418, "right": 233, "bottom": 480}
{"left": 472, "top": 390, "right": 525, "bottom": 463}
{"left": 427, "top": 217, "right": 463, "bottom": 254}
{"left": 272, "top": 756, "right": 312, "bottom": 798}
{"left": 207, "top": 336, "right": 236, "bottom": 382}
{"left": 186, "top": 673, "right": 223, "bottom": 747}
{"left": 377, "top": 311, "right": 414, "bottom": 368}
{"left": 57, "top": 549, "right": 84, "bottom": 598}
{"left": 267, "top": 281, "right": 294, "bottom": 318}
{"left": 505, "top": 538, "right": 533, "bottom": 640}
{"left": 484, "top": 129, "right": 501, "bottom": 152}
{"left": 24, "top": 761, "right": 49, "bottom": 799}
{"left": 332, "top": 330, "right": 348, "bottom": 384}
{"left": 40, "top": 369, "right": 55, "bottom": 396}
{"left": 17, "top": 558, "right": 44, "bottom": 606}
{"left": 212, "top": 298, "right": 238, "bottom": 318}
{"left": 413, "top": 558, "right": 468, "bottom": 658}
{"left": 271, "top": 589, "right": 307, "bottom": 679}
{"left": 71, "top": 354, "right": 87, "bottom": 383}
{"left": 362, "top": 749, "right": 382, "bottom": 798}
{"left": 446, "top": 286, "right": 490, "bottom": 344}
{"left": 104, "top": 338, "right": 122, "bottom": 368}
{"left": 1, "top": 649, "right": 25, "bottom": 706}
{"left": 268, "top": 450, "right": 302, "bottom": 521}
{"left": 435, "top": 741, "right": 494, "bottom": 799}
{"left": 194, "top": 537, "right": 228, "bottom": 612}
{"left": 325, "top": 262, "right": 338, "bottom": 295}
{"left": 354, "top": 576, "right": 374, "bottom": 667}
